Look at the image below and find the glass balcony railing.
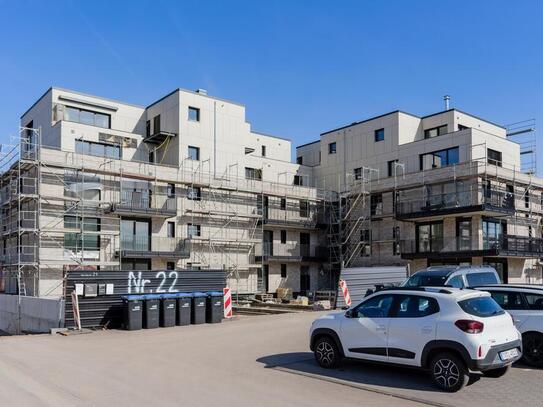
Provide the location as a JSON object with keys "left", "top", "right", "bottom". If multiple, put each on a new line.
{"left": 120, "top": 236, "right": 190, "bottom": 258}
{"left": 111, "top": 191, "right": 177, "bottom": 216}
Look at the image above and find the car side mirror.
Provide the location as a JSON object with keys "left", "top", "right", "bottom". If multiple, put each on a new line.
{"left": 344, "top": 309, "right": 353, "bottom": 318}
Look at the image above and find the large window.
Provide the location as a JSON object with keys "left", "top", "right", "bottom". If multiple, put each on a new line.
{"left": 167, "top": 221, "right": 175, "bottom": 238}
{"left": 424, "top": 125, "right": 448, "bottom": 139}
{"left": 245, "top": 167, "right": 262, "bottom": 180}
{"left": 299, "top": 200, "right": 309, "bottom": 218}
{"left": 370, "top": 193, "right": 383, "bottom": 216}
{"left": 187, "top": 186, "right": 201, "bottom": 200}
{"left": 328, "top": 142, "right": 336, "bottom": 154}
{"left": 420, "top": 147, "right": 459, "bottom": 170}
{"left": 188, "top": 146, "right": 200, "bottom": 161}
{"left": 456, "top": 218, "right": 471, "bottom": 251}
{"left": 387, "top": 159, "right": 399, "bottom": 177}
{"left": 416, "top": 222, "right": 443, "bottom": 253}
{"left": 188, "top": 107, "right": 200, "bottom": 122}
{"left": 374, "top": 128, "right": 385, "bottom": 142}
{"left": 75, "top": 140, "right": 120, "bottom": 159}
{"left": 487, "top": 149, "right": 502, "bottom": 167}
{"left": 482, "top": 218, "right": 504, "bottom": 249}
{"left": 64, "top": 106, "right": 110, "bottom": 129}
{"left": 64, "top": 216, "right": 101, "bottom": 252}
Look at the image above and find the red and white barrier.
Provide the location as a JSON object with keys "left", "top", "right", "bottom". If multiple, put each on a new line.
{"left": 223, "top": 287, "right": 233, "bottom": 318}
{"left": 339, "top": 279, "right": 351, "bottom": 306}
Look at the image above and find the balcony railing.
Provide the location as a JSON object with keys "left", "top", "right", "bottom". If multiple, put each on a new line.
{"left": 254, "top": 242, "right": 326, "bottom": 261}
{"left": 261, "top": 208, "right": 319, "bottom": 228}
{"left": 396, "top": 187, "right": 514, "bottom": 219}
{"left": 484, "top": 235, "right": 543, "bottom": 256}
{"left": 110, "top": 191, "right": 177, "bottom": 217}
{"left": 119, "top": 236, "right": 190, "bottom": 258}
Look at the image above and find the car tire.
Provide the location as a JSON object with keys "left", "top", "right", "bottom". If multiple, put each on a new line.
{"left": 522, "top": 332, "right": 543, "bottom": 368}
{"left": 314, "top": 336, "right": 341, "bottom": 369}
{"left": 483, "top": 365, "right": 510, "bottom": 378}
{"left": 430, "top": 352, "right": 470, "bottom": 392}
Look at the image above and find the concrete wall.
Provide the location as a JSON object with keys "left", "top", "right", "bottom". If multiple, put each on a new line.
{"left": 0, "top": 295, "right": 64, "bottom": 334}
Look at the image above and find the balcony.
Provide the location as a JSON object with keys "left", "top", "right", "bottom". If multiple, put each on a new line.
{"left": 109, "top": 191, "right": 177, "bottom": 218}
{"left": 143, "top": 130, "right": 177, "bottom": 145}
{"left": 118, "top": 236, "right": 190, "bottom": 259}
{"left": 254, "top": 242, "right": 326, "bottom": 262}
{"left": 400, "top": 235, "right": 543, "bottom": 259}
{"left": 396, "top": 187, "right": 515, "bottom": 220}
{"left": 259, "top": 208, "right": 319, "bottom": 229}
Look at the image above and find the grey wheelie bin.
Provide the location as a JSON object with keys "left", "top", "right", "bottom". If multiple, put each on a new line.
{"left": 175, "top": 293, "right": 192, "bottom": 326}
{"left": 191, "top": 292, "right": 207, "bottom": 324}
{"left": 143, "top": 294, "right": 161, "bottom": 329}
{"left": 206, "top": 291, "right": 224, "bottom": 324}
{"left": 122, "top": 295, "right": 144, "bottom": 330}
{"left": 160, "top": 293, "right": 177, "bottom": 327}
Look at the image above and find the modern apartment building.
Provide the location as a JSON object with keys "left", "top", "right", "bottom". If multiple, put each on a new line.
{"left": 0, "top": 87, "right": 331, "bottom": 298}
{"left": 297, "top": 109, "right": 543, "bottom": 284}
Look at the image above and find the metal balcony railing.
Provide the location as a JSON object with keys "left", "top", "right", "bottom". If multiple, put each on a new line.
{"left": 120, "top": 236, "right": 190, "bottom": 258}
{"left": 254, "top": 242, "right": 325, "bottom": 260}
{"left": 111, "top": 190, "right": 177, "bottom": 217}
{"left": 484, "top": 235, "right": 543, "bottom": 256}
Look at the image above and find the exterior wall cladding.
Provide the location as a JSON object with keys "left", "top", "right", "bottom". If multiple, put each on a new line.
{"left": 1, "top": 87, "right": 542, "bottom": 299}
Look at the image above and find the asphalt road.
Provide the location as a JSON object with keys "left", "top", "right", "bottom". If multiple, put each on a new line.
{"left": 0, "top": 311, "right": 540, "bottom": 406}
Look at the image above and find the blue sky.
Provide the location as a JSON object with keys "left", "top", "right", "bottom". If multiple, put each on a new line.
{"left": 1, "top": 0, "right": 542, "bottom": 169}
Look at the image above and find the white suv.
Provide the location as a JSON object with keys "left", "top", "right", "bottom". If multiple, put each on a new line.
{"left": 475, "top": 284, "right": 543, "bottom": 367}
{"left": 309, "top": 287, "right": 521, "bottom": 392}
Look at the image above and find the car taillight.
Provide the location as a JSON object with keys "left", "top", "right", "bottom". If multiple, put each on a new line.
{"left": 455, "top": 319, "right": 484, "bottom": 334}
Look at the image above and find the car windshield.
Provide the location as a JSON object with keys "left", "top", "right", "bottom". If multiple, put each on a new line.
{"left": 401, "top": 274, "right": 448, "bottom": 287}
{"left": 458, "top": 296, "right": 504, "bottom": 317}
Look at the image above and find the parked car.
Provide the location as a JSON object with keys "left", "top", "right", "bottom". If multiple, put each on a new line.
{"left": 401, "top": 266, "right": 500, "bottom": 288}
{"left": 475, "top": 284, "right": 543, "bottom": 367}
{"left": 309, "top": 287, "right": 521, "bottom": 392}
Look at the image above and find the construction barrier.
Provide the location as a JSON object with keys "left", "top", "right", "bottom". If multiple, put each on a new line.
{"left": 223, "top": 287, "right": 232, "bottom": 319}
{"left": 339, "top": 279, "right": 351, "bottom": 307}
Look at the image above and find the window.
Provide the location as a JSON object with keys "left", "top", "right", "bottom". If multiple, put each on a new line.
{"left": 424, "top": 125, "right": 448, "bottom": 139}
{"left": 149, "top": 150, "right": 154, "bottom": 163}
{"left": 167, "top": 183, "right": 176, "bottom": 198}
{"left": 328, "top": 142, "right": 336, "bottom": 154}
{"left": 420, "top": 147, "right": 459, "bottom": 170}
{"left": 167, "top": 221, "right": 175, "bottom": 238}
{"left": 458, "top": 124, "right": 469, "bottom": 131}
{"left": 458, "top": 296, "right": 504, "bottom": 317}
{"left": 153, "top": 115, "right": 161, "bottom": 133}
{"left": 186, "top": 263, "right": 201, "bottom": 271}
{"left": 296, "top": 156, "right": 303, "bottom": 165}
{"left": 166, "top": 262, "right": 175, "bottom": 271}
{"left": 280, "top": 264, "right": 287, "bottom": 278}
{"left": 187, "top": 186, "right": 201, "bottom": 200}
{"left": 146, "top": 120, "right": 151, "bottom": 137}
{"left": 361, "top": 229, "right": 371, "bottom": 242}
{"left": 392, "top": 226, "right": 400, "bottom": 255}
{"left": 188, "top": 223, "right": 201, "bottom": 238}
{"left": 387, "top": 160, "right": 399, "bottom": 177}
{"left": 188, "top": 146, "right": 200, "bottom": 161}
{"left": 188, "top": 107, "right": 200, "bottom": 122}
{"left": 354, "top": 167, "right": 362, "bottom": 180}
{"left": 75, "top": 140, "right": 120, "bottom": 159}
{"left": 525, "top": 189, "right": 530, "bottom": 209}
{"left": 487, "top": 149, "right": 502, "bottom": 167}
{"left": 416, "top": 222, "right": 443, "bottom": 253}
{"left": 482, "top": 219, "right": 503, "bottom": 249}
{"left": 280, "top": 230, "right": 287, "bottom": 244}
{"left": 293, "top": 175, "right": 303, "bottom": 186}
{"left": 524, "top": 293, "right": 543, "bottom": 310}
{"left": 245, "top": 167, "right": 262, "bottom": 180}
{"left": 261, "top": 145, "right": 266, "bottom": 157}
{"left": 370, "top": 194, "right": 383, "bottom": 216}
{"left": 457, "top": 218, "right": 471, "bottom": 251}
{"left": 64, "top": 106, "right": 110, "bottom": 129}
{"left": 465, "top": 272, "right": 500, "bottom": 287}
{"left": 394, "top": 295, "right": 439, "bottom": 318}
{"left": 64, "top": 216, "right": 101, "bottom": 252}
{"left": 374, "top": 128, "right": 384, "bottom": 142}
{"left": 488, "top": 291, "right": 525, "bottom": 310}
{"left": 280, "top": 198, "right": 286, "bottom": 210}
{"left": 353, "top": 295, "right": 394, "bottom": 318}
{"left": 299, "top": 200, "right": 309, "bottom": 218}
{"left": 447, "top": 275, "right": 464, "bottom": 288}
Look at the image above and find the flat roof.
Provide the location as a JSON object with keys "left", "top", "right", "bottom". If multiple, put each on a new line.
{"left": 296, "top": 139, "right": 321, "bottom": 149}
{"left": 146, "top": 88, "right": 246, "bottom": 109}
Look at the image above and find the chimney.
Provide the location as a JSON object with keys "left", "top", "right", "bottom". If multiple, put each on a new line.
{"left": 195, "top": 88, "right": 208, "bottom": 95}
{"left": 443, "top": 95, "right": 451, "bottom": 110}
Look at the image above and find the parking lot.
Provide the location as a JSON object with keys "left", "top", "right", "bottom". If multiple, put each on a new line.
{"left": 0, "top": 311, "right": 541, "bottom": 407}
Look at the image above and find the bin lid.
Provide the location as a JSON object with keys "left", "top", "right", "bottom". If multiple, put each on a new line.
{"left": 192, "top": 292, "right": 208, "bottom": 298}
{"left": 175, "top": 293, "right": 193, "bottom": 298}
{"left": 122, "top": 295, "right": 145, "bottom": 301}
{"left": 143, "top": 294, "right": 162, "bottom": 300}
{"left": 207, "top": 291, "right": 224, "bottom": 297}
{"left": 161, "top": 293, "right": 179, "bottom": 299}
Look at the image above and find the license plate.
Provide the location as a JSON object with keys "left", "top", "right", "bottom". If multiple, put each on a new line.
{"left": 499, "top": 349, "right": 518, "bottom": 361}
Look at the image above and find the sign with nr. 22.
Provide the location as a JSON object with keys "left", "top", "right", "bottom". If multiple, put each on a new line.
{"left": 128, "top": 271, "right": 180, "bottom": 294}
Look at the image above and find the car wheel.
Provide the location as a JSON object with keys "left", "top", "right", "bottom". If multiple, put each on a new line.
{"left": 483, "top": 365, "right": 510, "bottom": 378}
{"left": 314, "top": 336, "right": 341, "bottom": 368}
{"left": 430, "top": 352, "right": 469, "bottom": 392}
{"left": 522, "top": 333, "right": 543, "bottom": 368}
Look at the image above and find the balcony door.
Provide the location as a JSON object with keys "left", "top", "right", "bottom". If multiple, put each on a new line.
{"left": 257, "top": 265, "right": 269, "bottom": 293}
{"left": 263, "top": 230, "right": 273, "bottom": 256}
{"left": 456, "top": 218, "right": 472, "bottom": 251}
{"left": 482, "top": 218, "right": 506, "bottom": 250}
{"left": 121, "top": 219, "right": 150, "bottom": 251}
{"left": 300, "top": 233, "right": 310, "bottom": 256}
{"left": 416, "top": 221, "right": 443, "bottom": 253}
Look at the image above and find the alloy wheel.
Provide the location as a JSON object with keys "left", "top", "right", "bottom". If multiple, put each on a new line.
{"left": 433, "top": 358, "right": 460, "bottom": 389}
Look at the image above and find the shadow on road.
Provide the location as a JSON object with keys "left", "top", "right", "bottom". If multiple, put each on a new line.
{"left": 257, "top": 352, "right": 481, "bottom": 393}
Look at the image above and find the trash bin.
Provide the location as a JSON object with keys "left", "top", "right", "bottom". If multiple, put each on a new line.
{"left": 122, "top": 295, "right": 144, "bottom": 331}
{"left": 206, "top": 291, "right": 224, "bottom": 324}
{"left": 160, "top": 293, "right": 177, "bottom": 327}
{"left": 143, "top": 294, "right": 161, "bottom": 329}
{"left": 175, "top": 293, "right": 192, "bottom": 326}
{"left": 191, "top": 292, "right": 207, "bottom": 324}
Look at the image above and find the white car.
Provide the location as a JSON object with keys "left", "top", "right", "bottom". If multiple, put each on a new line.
{"left": 401, "top": 265, "right": 501, "bottom": 288}
{"left": 475, "top": 284, "right": 543, "bottom": 367}
{"left": 309, "top": 287, "right": 521, "bottom": 392}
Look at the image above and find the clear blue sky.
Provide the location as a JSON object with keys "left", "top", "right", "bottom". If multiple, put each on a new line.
{"left": 1, "top": 0, "right": 542, "bottom": 169}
